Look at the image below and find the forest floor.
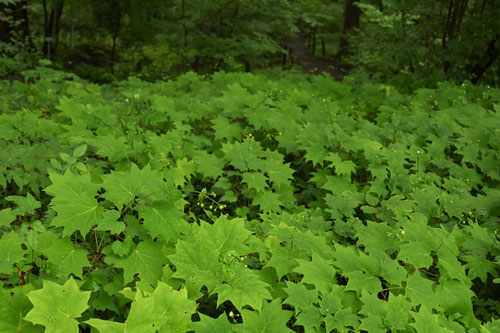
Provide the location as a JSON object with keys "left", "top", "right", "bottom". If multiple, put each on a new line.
{"left": 287, "top": 33, "right": 346, "bottom": 80}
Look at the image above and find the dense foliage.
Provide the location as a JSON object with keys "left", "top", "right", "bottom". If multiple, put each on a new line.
{"left": 1, "top": 0, "right": 498, "bottom": 84}
{"left": 0, "top": 65, "right": 499, "bottom": 332}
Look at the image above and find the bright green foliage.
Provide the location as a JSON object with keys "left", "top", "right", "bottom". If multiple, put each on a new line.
{"left": 24, "top": 278, "right": 90, "bottom": 333}
{"left": 0, "top": 69, "right": 499, "bottom": 332}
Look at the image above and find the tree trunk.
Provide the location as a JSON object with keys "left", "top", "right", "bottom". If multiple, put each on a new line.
{"left": 42, "top": 0, "right": 64, "bottom": 59}
{"left": 339, "top": 0, "right": 360, "bottom": 55}
{"left": 470, "top": 35, "right": 499, "bottom": 83}
{"left": 0, "top": 0, "right": 32, "bottom": 46}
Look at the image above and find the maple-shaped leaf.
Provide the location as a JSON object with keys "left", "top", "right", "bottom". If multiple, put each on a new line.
{"left": 323, "top": 307, "right": 360, "bottom": 333}
{"left": 45, "top": 171, "right": 102, "bottom": 237}
{"left": 303, "top": 143, "right": 328, "bottom": 166}
{"left": 212, "top": 115, "right": 243, "bottom": 141}
{"left": 193, "top": 313, "right": 236, "bottom": 333}
{"left": 192, "top": 151, "right": 225, "bottom": 179}
{"left": 283, "top": 281, "right": 318, "bottom": 310}
{"left": 326, "top": 153, "right": 357, "bottom": 176}
{"left": 104, "top": 240, "right": 167, "bottom": 284}
{"left": 462, "top": 255, "right": 498, "bottom": 283}
{"left": 0, "top": 232, "right": 27, "bottom": 274}
{"left": 265, "top": 246, "right": 299, "bottom": 280}
{"left": 44, "top": 171, "right": 101, "bottom": 204}
{"left": 0, "top": 285, "right": 42, "bottom": 333}
{"left": 42, "top": 237, "right": 90, "bottom": 278}
{"left": 295, "top": 304, "right": 323, "bottom": 331}
{"left": 294, "top": 252, "right": 336, "bottom": 293}
{"left": 101, "top": 164, "right": 159, "bottom": 209}
{"left": 325, "top": 191, "right": 363, "bottom": 219}
{"left": 50, "top": 194, "right": 103, "bottom": 237}
{"left": 0, "top": 208, "right": 16, "bottom": 228}
{"left": 138, "top": 201, "right": 189, "bottom": 242}
{"left": 410, "top": 306, "right": 452, "bottom": 333}
{"left": 169, "top": 236, "right": 222, "bottom": 290}
{"left": 359, "top": 315, "right": 386, "bottom": 333}
{"left": 213, "top": 266, "right": 272, "bottom": 311}
{"left": 222, "top": 139, "right": 266, "bottom": 171}
{"left": 199, "top": 215, "right": 252, "bottom": 256}
{"left": 397, "top": 241, "right": 433, "bottom": 269}
{"left": 405, "top": 272, "right": 438, "bottom": 310}
{"left": 252, "top": 190, "right": 282, "bottom": 213}
{"left": 132, "top": 283, "right": 196, "bottom": 332}
{"left": 95, "top": 209, "right": 125, "bottom": 234}
{"left": 359, "top": 291, "right": 388, "bottom": 324}
{"left": 385, "top": 294, "right": 411, "bottom": 330}
{"left": 242, "top": 172, "right": 269, "bottom": 192}
{"left": 435, "top": 279, "right": 475, "bottom": 320}
{"left": 265, "top": 158, "right": 295, "bottom": 186}
{"left": 345, "top": 271, "right": 381, "bottom": 295}
{"left": 319, "top": 286, "right": 343, "bottom": 315}
{"left": 88, "top": 283, "right": 196, "bottom": 333}
{"left": 5, "top": 193, "right": 41, "bottom": 215}
{"left": 240, "top": 299, "right": 294, "bottom": 333}
{"left": 25, "top": 278, "right": 90, "bottom": 333}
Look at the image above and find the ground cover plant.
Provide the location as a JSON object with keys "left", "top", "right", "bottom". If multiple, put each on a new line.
{"left": 0, "top": 66, "right": 499, "bottom": 332}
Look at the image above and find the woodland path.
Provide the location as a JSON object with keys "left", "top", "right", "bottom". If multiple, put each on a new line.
{"left": 287, "top": 33, "right": 346, "bottom": 80}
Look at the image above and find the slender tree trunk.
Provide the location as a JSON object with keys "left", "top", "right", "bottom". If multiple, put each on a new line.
{"left": 470, "top": 35, "right": 499, "bottom": 83}
{"left": 42, "top": 0, "right": 64, "bottom": 59}
{"left": 339, "top": 0, "right": 360, "bottom": 55}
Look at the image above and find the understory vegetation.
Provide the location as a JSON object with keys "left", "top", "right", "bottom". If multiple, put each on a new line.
{"left": 0, "top": 65, "right": 499, "bottom": 332}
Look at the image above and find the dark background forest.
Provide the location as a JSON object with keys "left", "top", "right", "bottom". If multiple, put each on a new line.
{"left": 1, "top": 0, "right": 499, "bottom": 87}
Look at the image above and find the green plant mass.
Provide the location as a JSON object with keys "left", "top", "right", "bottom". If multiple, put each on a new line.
{"left": 1, "top": 0, "right": 500, "bottom": 332}
{"left": 0, "top": 66, "right": 498, "bottom": 332}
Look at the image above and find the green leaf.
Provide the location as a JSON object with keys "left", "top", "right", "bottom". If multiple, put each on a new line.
{"left": 138, "top": 201, "right": 188, "bottom": 242}
{"left": 95, "top": 209, "right": 125, "bottom": 234}
{"left": 5, "top": 193, "right": 41, "bottom": 215}
{"left": 284, "top": 281, "right": 318, "bottom": 309}
{"left": 25, "top": 278, "right": 90, "bottom": 333}
{"left": 50, "top": 194, "right": 102, "bottom": 237}
{"left": 72, "top": 144, "right": 88, "bottom": 157}
{"left": 410, "top": 306, "right": 452, "bottom": 333}
{"left": 462, "top": 255, "right": 498, "bottom": 283}
{"left": 213, "top": 266, "right": 272, "bottom": 311}
{"left": 294, "top": 252, "right": 336, "bottom": 293}
{"left": 45, "top": 171, "right": 102, "bottom": 237}
{"left": 405, "top": 272, "right": 437, "bottom": 310}
{"left": 0, "top": 232, "right": 27, "bottom": 274}
{"left": 240, "top": 299, "right": 294, "bottom": 333}
{"left": 265, "top": 246, "right": 299, "bottom": 280}
{"left": 242, "top": 172, "right": 269, "bottom": 192}
{"left": 128, "top": 283, "right": 196, "bottom": 332}
{"left": 42, "top": 237, "right": 90, "bottom": 278}
{"left": 345, "top": 271, "right": 381, "bottom": 295}
{"left": 0, "top": 285, "right": 42, "bottom": 333}
{"left": 85, "top": 319, "right": 125, "bottom": 333}
{"left": 0, "top": 208, "right": 16, "bottom": 228}
{"left": 111, "top": 238, "right": 136, "bottom": 257}
{"left": 105, "top": 240, "right": 168, "bottom": 284}
{"left": 193, "top": 313, "right": 236, "bottom": 333}
{"left": 435, "top": 279, "right": 475, "bottom": 319}
{"left": 212, "top": 115, "right": 243, "bottom": 141}
{"left": 192, "top": 151, "right": 225, "bottom": 179}
{"left": 265, "top": 158, "right": 295, "bottom": 186}
{"left": 169, "top": 236, "right": 221, "bottom": 290}
{"left": 101, "top": 164, "right": 155, "bottom": 209}
{"left": 397, "top": 241, "right": 433, "bottom": 269}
